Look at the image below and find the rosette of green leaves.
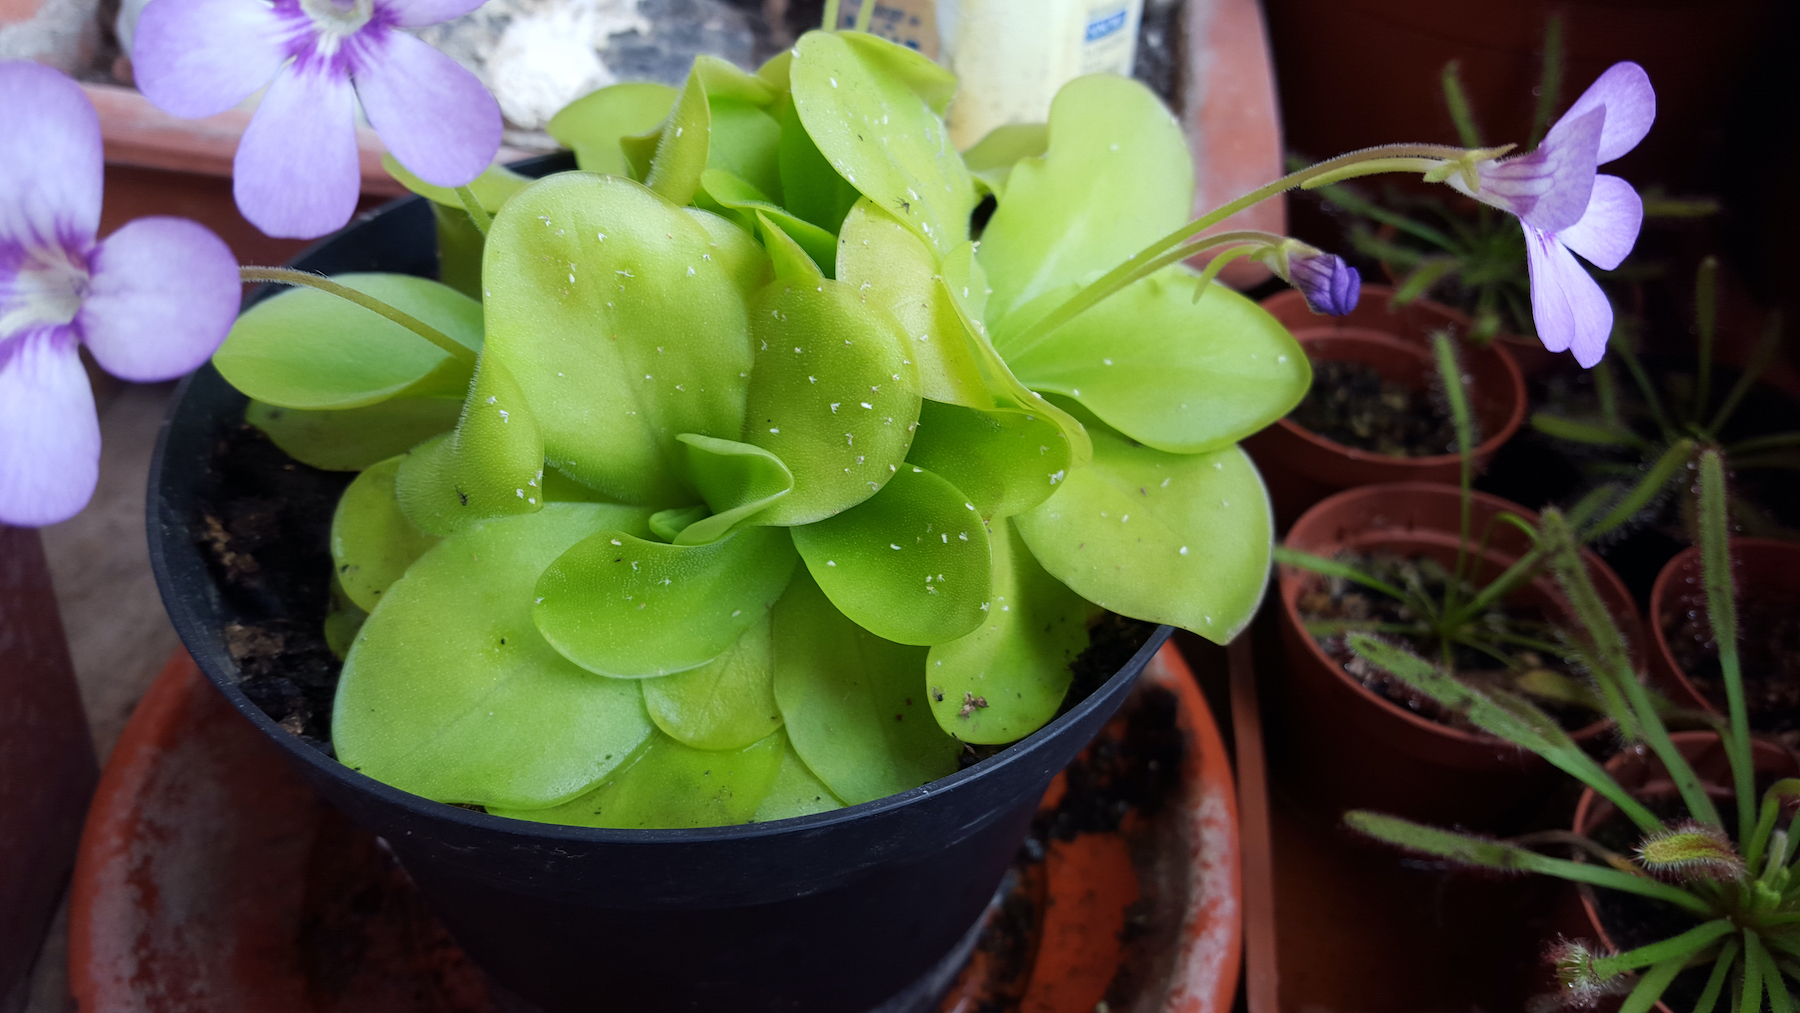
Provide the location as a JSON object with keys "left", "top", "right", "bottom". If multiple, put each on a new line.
{"left": 214, "top": 28, "right": 1307, "bottom": 828}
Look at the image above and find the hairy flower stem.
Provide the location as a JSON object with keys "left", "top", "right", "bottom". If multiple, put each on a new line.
{"left": 454, "top": 185, "right": 490, "bottom": 237}
{"left": 1698, "top": 448, "right": 1757, "bottom": 847}
{"left": 238, "top": 267, "right": 478, "bottom": 367}
{"left": 1432, "top": 333, "right": 1476, "bottom": 631}
{"left": 1005, "top": 143, "right": 1491, "bottom": 357}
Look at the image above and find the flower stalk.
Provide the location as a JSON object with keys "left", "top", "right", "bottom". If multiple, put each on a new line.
{"left": 237, "top": 266, "right": 478, "bottom": 367}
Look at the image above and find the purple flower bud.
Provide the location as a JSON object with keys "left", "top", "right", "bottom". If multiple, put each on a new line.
{"left": 1288, "top": 251, "right": 1361, "bottom": 317}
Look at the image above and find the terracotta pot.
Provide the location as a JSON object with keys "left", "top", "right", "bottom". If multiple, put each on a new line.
{"left": 1272, "top": 482, "right": 1641, "bottom": 830}
{"left": 1647, "top": 538, "right": 1800, "bottom": 720}
{"left": 71, "top": 645, "right": 1242, "bottom": 1013}
{"left": 1571, "top": 731, "right": 1800, "bottom": 1013}
{"left": 1247, "top": 286, "right": 1526, "bottom": 529}
{"left": 1263, "top": 0, "right": 1777, "bottom": 193}
{"left": 0, "top": 524, "right": 99, "bottom": 1007}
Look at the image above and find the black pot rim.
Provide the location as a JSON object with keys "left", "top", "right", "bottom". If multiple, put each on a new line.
{"left": 146, "top": 180, "right": 1174, "bottom": 849}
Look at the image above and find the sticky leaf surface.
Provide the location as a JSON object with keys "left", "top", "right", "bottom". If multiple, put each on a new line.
{"left": 642, "top": 614, "right": 781, "bottom": 750}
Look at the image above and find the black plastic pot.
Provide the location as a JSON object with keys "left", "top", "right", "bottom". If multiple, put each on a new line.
{"left": 146, "top": 159, "right": 1172, "bottom": 1013}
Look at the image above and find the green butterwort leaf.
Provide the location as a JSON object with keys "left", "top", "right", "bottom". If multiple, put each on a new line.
{"left": 434, "top": 202, "right": 486, "bottom": 300}
{"left": 334, "top": 503, "right": 656, "bottom": 809}
{"left": 999, "top": 268, "right": 1310, "bottom": 454}
{"left": 620, "top": 126, "right": 659, "bottom": 182}
{"left": 791, "top": 31, "right": 975, "bottom": 257}
{"left": 961, "top": 123, "right": 1048, "bottom": 199}
{"left": 324, "top": 576, "right": 367, "bottom": 661}
{"left": 836, "top": 198, "right": 990, "bottom": 407}
{"left": 742, "top": 275, "right": 921, "bottom": 525}
{"left": 491, "top": 729, "right": 784, "bottom": 829}
{"left": 926, "top": 516, "right": 1087, "bottom": 743}
{"left": 977, "top": 74, "right": 1194, "bottom": 322}
{"left": 752, "top": 740, "right": 845, "bottom": 821}
{"left": 675, "top": 433, "right": 793, "bottom": 544}
{"left": 701, "top": 173, "right": 839, "bottom": 276}
{"left": 682, "top": 206, "right": 774, "bottom": 297}
{"left": 215, "top": 273, "right": 483, "bottom": 410}
{"left": 709, "top": 99, "right": 784, "bottom": 204}
{"left": 645, "top": 57, "right": 779, "bottom": 207}
{"left": 777, "top": 95, "right": 862, "bottom": 235}
{"left": 482, "top": 172, "right": 753, "bottom": 504}
{"left": 756, "top": 49, "right": 792, "bottom": 92}
{"left": 753, "top": 208, "right": 830, "bottom": 283}
{"left": 939, "top": 242, "right": 1092, "bottom": 464}
{"left": 643, "top": 71, "right": 711, "bottom": 205}
{"left": 381, "top": 153, "right": 532, "bottom": 211}
{"left": 542, "top": 465, "right": 613, "bottom": 503}
{"left": 548, "top": 82, "right": 678, "bottom": 176}
{"left": 330, "top": 456, "right": 441, "bottom": 612}
{"left": 642, "top": 613, "right": 780, "bottom": 750}
{"left": 648, "top": 504, "right": 709, "bottom": 541}
{"left": 1016, "top": 426, "right": 1270, "bottom": 642}
{"left": 534, "top": 524, "right": 799, "bottom": 677}
{"left": 395, "top": 354, "right": 545, "bottom": 536}
{"left": 905, "top": 399, "right": 1070, "bottom": 519}
{"left": 790, "top": 463, "right": 992, "bottom": 645}
{"left": 245, "top": 397, "right": 460, "bottom": 472}
{"left": 772, "top": 569, "right": 960, "bottom": 804}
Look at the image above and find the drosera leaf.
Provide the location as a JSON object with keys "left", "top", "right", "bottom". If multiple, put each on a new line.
{"left": 490, "top": 729, "right": 785, "bottom": 829}
{"left": 245, "top": 396, "right": 461, "bottom": 472}
{"left": 997, "top": 268, "right": 1310, "bottom": 454}
{"left": 1015, "top": 425, "right": 1272, "bottom": 643}
{"left": 547, "top": 82, "right": 678, "bottom": 176}
{"left": 836, "top": 198, "right": 991, "bottom": 407}
{"left": 395, "top": 353, "right": 545, "bottom": 536}
{"left": 777, "top": 94, "right": 862, "bottom": 236}
{"left": 215, "top": 273, "right": 482, "bottom": 410}
{"left": 741, "top": 273, "right": 921, "bottom": 525}
{"left": 534, "top": 524, "right": 799, "bottom": 678}
{"left": 905, "top": 399, "right": 1071, "bottom": 519}
{"left": 380, "top": 153, "right": 532, "bottom": 212}
{"left": 925, "top": 516, "right": 1087, "bottom": 743}
{"left": 333, "top": 503, "right": 657, "bottom": 810}
{"left": 790, "top": 463, "right": 992, "bottom": 646}
{"left": 961, "top": 123, "right": 1048, "bottom": 199}
{"left": 751, "top": 738, "right": 845, "bottom": 822}
{"left": 642, "top": 613, "right": 781, "bottom": 750}
{"left": 674, "top": 433, "right": 794, "bottom": 544}
{"left": 481, "top": 172, "right": 753, "bottom": 505}
{"left": 975, "top": 73, "right": 1194, "bottom": 323}
{"left": 790, "top": 30, "right": 975, "bottom": 256}
{"left": 331, "top": 455, "right": 441, "bottom": 613}
{"left": 771, "top": 568, "right": 960, "bottom": 804}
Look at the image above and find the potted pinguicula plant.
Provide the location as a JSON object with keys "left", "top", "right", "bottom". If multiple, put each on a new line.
{"left": 1345, "top": 449, "right": 1800, "bottom": 1012}
{"left": 0, "top": 0, "right": 1655, "bottom": 1002}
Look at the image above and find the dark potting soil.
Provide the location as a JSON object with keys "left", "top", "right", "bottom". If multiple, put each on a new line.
{"left": 192, "top": 416, "right": 1156, "bottom": 765}
{"left": 1288, "top": 358, "right": 1459, "bottom": 457}
{"left": 1665, "top": 600, "right": 1800, "bottom": 750}
{"left": 1297, "top": 551, "right": 1598, "bottom": 734}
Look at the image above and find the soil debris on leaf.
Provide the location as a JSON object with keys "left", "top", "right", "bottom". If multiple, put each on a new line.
{"left": 1290, "top": 359, "right": 1458, "bottom": 457}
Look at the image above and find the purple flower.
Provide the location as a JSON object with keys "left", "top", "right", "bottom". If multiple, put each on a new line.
{"left": 1, "top": 62, "right": 240, "bottom": 526}
{"left": 1286, "top": 248, "right": 1360, "bottom": 317}
{"left": 133, "top": 0, "right": 502, "bottom": 239}
{"left": 1452, "top": 62, "right": 1654, "bottom": 367}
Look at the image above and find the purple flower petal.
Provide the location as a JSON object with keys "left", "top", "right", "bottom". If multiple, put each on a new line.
{"left": 0, "top": 62, "right": 102, "bottom": 250}
{"left": 1557, "top": 175, "right": 1642, "bottom": 272}
{"left": 1477, "top": 107, "right": 1603, "bottom": 234}
{"left": 0, "top": 326, "right": 99, "bottom": 526}
{"left": 1288, "top": 251, "right": 1360, "bottom": 316}
{"left": 132, "top": 0, "right": 289, "bottom": 119}
{"left": 233, "top": 64, "right": 362, "bottom": 239}
{"left": 78, "top": 217, "right": 241, "bottom": 382}
{"left": 379, "top": 0, "right": 488, "bottom": 29}
{"left": 1559, "top": 62, "right": 1656, "bottom": 166}
{"left": 1524, "top": 226, "right": 1612, "bottom": 368}
{"left": 353, "top": 30, "right": 502, "bottom": 188}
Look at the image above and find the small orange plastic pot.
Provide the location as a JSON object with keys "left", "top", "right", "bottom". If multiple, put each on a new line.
{"left": 1647, "top": 538, "right": 1800, "bottom": 721}
{"left": 1272, "top": 482, "right": 1640, "bottom": 831}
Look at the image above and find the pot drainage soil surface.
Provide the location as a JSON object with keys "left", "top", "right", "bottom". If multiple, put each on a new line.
{"left": 1298, "top": 551, "right": 1596, "bottom": 733}
{"left": 190, "top": 417, "right": 1156, "bottom": 764}
{"left": 1287, "top": 359, "right": 1457, "bottom": 457}
{"left": 1664, "top": 601, "right": 1800, "bottom": 750}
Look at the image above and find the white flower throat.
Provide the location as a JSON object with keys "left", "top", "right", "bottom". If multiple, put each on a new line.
{"left": 1, "top": 246, "right": 87, "bottom": 336}
{"left": 299, "top": 0, "right": 375, "bottom": 51}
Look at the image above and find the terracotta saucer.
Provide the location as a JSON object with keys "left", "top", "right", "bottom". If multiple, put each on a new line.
{"left": 69, "top": 643, "right": 1240, "bottom": 1013}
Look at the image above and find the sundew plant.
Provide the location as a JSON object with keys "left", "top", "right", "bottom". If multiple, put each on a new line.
{"left": 124, "top": 4, "right": 1651, "bottom": 827}
{"left": 1347, "top": 451, "right": 1800, "bottom": 1013}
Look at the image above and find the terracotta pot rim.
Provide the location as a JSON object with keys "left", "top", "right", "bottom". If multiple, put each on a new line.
{"left": 1648, "top": 538, "right": 1800, "bottom": 720}
{"left": 1279, "top": 481, "right": 1624, "bottom": 749}
{"left": 1272, "top": 322, "right": 1527, "bottom": 469}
